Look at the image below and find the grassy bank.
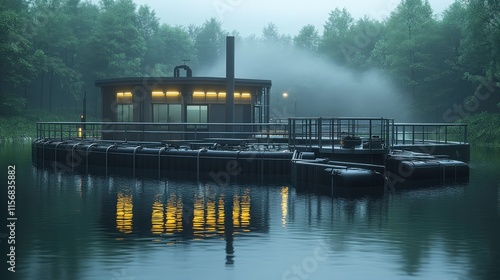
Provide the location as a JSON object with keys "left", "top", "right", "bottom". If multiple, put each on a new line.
{"left": 461, "top": 112, "right": 500, "bottom": 147}
{"left": 0, "top": 109, "right": 83, "bottom": 139}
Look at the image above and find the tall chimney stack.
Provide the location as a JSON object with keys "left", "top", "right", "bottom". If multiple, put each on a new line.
{"left": 225, "top": 36, "right": 235, "bottom": 124}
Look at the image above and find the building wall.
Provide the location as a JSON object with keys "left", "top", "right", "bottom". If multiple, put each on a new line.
{"left": 101, "top": 88, "right": 116, "bottom": 121}
{"left": 102, "top": 84, "right": 258, "bottom": 124}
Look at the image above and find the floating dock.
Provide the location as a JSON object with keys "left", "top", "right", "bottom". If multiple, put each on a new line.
{"left": 32, "top": 118, "right": 470, "bottom": 196}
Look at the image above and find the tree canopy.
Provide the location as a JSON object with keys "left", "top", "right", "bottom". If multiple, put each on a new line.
{"left": 1, "top": 0, "right": 498, "bottom": 121}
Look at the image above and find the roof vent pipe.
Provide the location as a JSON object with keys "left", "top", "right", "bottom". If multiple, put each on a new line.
{"left": 173, "top": 65, "right": 192, "bottom": 77}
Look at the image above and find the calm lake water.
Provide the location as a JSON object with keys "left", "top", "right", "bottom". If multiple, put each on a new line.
{"left": 1, "top": 142, "right": 499, "bottom": 280}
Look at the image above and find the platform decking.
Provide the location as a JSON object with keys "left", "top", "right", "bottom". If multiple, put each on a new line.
{"left": 32, "top": 118, "right": 470, "bottom": 195}
{"left": 35, "top": 118, "right": 469, "bottom": 160}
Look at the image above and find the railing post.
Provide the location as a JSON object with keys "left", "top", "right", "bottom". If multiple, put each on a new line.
{"left": 402, "top": 125, "right": 405, "bottom": 144}
{"left": 288, "top": 118, "right": 292, "bottom": 147}
{"left": 393, "top": 123, "right": 396, "bottom": 145}
{"left": 412, "top": 125, "right": 415, "bottom": 145}
{"left": 331, "top": 119, "right": 335, "bottom": 153}
{"left": 369, "top": 119, "right": 372, "bottom": 152}
{"left": 267, "top": 123, "right": 270, "bottom": 143}
{"left": 387, "top": 119, "right": 391, "bottom": 148}
{"left": 308, "top": 119, "right": 312, "bottom": 149}
{"left": 464, "top": 125, "right": 467, "bottom": 144}
{"left": 318, "top": 117, "right": 322, "bottom": 150}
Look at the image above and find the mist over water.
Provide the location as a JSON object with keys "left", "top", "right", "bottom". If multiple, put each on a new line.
{"left": 199, "top": 43, "right": 411, "bottom": 121}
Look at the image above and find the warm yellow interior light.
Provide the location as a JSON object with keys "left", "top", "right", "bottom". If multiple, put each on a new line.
{"left": 166, "top": 91, "right": 179, "bottom": 96}
{"left": 241, "top": 93, "right": 251, "bottom": 98}
{"left": 193, "top": 91, "right": 205, "bottom": 97}
{"left": 206, "top": 92, "right": 217, "bottom": 96}
{"left": 218, "top": 92, "right": 226, "bottom": 97}
{"left": 117, "top": 92, "right": 133, "bottom": 103}
{"left": 152, "top": 91, "right": 164, "bottom": 97}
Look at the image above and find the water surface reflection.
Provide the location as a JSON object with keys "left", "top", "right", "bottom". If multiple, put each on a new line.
{"left": 0, "top": 143, "right": 499, "bottom": 279}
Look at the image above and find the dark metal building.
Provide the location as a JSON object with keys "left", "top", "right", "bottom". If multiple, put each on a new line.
{"left": 95, "top": 74, "right": 272, "bottom": 124}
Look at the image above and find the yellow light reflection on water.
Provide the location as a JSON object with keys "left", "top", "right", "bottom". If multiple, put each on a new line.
{"left": 240, "top": 191, "right": 251, "bottom": 231}
{"left": 151, "top": 198, "right": 164, "bottom": 235}
{"left": 151, "top": 194, "right": 184, "bottom": 235}
{"left": 205, "top": 199, "right": 216, "bottom": 233}
{"left": 233, "top": 195, "right": 240, "bottom": 228}
{"left": 147, "top": 191, "right": 253, "bottom": 237}
{"left": 217, "top": 195, "right": 225, "bottom": 234}
{"left": 116, "top": 192, "right": 133, "bottom": 234}
{"left": 233, "top": 191, "right": 251, "bottom": 233}
{"left": 281, "top": 186, "right": 289, "bottom": 227}
{"left": 193, "top": 195, "right": 205, "bottom": 236}
{"left": 165, "top": 194, "right": 183, "bottom": 234}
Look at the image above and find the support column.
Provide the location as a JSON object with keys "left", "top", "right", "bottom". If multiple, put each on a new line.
{"left": 265, "top": 87, "right": 271, "bottom": 123}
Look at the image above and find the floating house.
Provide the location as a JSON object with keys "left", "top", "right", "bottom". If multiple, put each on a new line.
{"left": 95, "top": 67, "right": 272, "bottom": 125}
{"left": 32, "top": 36, "right": 470, "bottom": 197}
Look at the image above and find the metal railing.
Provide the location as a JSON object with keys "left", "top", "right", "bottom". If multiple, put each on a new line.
{"left": 392, "top": 123, "right": 468, "bottom": 145}
{"left": 288, "top": 117, "right": 393, "bottom": 153}
{"left": 36, "top": 122, "right": 289, "bottom": 143}
{"left": 36, "top": 120, "right": 468, "bottom": 148}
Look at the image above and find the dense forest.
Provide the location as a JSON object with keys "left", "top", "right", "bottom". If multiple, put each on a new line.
{"left": 0, "top": 0, "right": 499, "bottom": 125}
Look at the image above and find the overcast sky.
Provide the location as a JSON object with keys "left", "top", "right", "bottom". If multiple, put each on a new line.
{"left": 128, "top": 0, "right": 456, "bottom": 35}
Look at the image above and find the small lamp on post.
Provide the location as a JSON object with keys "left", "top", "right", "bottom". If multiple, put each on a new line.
{"left": 282, "top": 92, "right": 297, "bottom": 117}
{"left": 80, "top": 91, "right": 87, "bottom": 139}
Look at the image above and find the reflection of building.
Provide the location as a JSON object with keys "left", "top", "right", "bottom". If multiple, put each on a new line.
{"left": 148, "top": 192, "right": 251, "bottom": 237}
{"left": 96, "top": 75, "right": 272, "bottom": 124}
{"left": 103, "top": 184, "right": 268, "bottom": 239}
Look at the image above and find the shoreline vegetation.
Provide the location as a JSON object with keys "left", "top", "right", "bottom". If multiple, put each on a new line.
{"left": 0, "top": 109, "right": 84, "bottom": 141}
{"left": 2, "top": 0, "right": 500, "bottom": 124}
{"left": 1, "top": 110, "right": 499, "bottom": 147}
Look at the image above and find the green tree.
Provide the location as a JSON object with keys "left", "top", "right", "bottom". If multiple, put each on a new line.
{"left": 194, "top": 18, "right": 227, "bottom": 70}
{"left": 347, "top": 17, "right": 384, "bottom": 70}
{"left": 144, "top": 24, "right": 196, "bottom": 76}
{"left": 293, "top": 24, "right": 320, "bottom": 52}
{"left": 318, "top": 8, "right": 355, "bottom": 65}
{"left": 261, "top": 22, "right": 291, "bottom": 48}
{"left": 434, "top": 1, "right": 474, "bottom": 114}
{"left": 137, "top": 5, "right": 159, "bottom": 42}
{"left": 28, "top": 0, "right": 90, "bottom": 110}
{"left": 0, "top": 0, "right": 37, "bottom": 114}
{"left": 89, "top": 0, "right": 146, "bottom": 78}
{"left": 460, "top": 0, "right": 500, "bottom": 89}
{"left": 371, "top": 0, "right": 440, "bottom": 116}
